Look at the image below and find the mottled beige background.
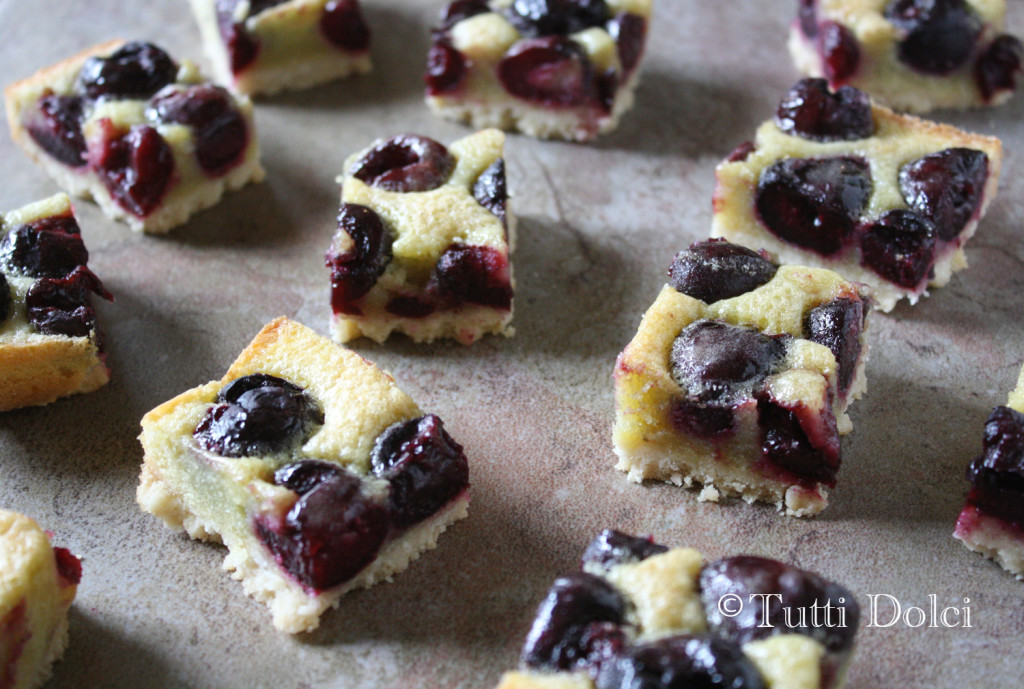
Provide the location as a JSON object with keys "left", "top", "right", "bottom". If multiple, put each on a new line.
{"left": 1, "top": 1, "right": 1023, "bottom": 687}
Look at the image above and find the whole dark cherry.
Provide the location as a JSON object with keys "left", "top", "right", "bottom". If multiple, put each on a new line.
{"left": 370, "top": 415, "right": 469, "bottom": 529}
{"left": 0, "top": 215, "right": 86, "bottom": 278}
{"left": 497, "top": 36, "right": 596, "bottom": 107}
{"left": 521, "top": 572, "right": 628, "bottom": 672}
{"left": 431, "top": 244, "right": 513, "bottom": 309}
{"left": 669, "top": 321, "right": 787, "bottom": 438}
{"left": 351, "top": 135, "right": 455, "bottom": 193}
{"left": 93, "top": 121, "right": 175, "bottom": 218}
{"left": 756, "top": 156, "right": 872, "bottom": 256}
{"left": 899, "top": 148, "right": 988, "bottom": 242}
{"left": 804, "top": 297, "right": 865, "bottom": 396}
{"left": 193, "top": 374, "right": 324, "bottom": 458}
{"left": 24, "top": 95, "right": 87, "bottom": 168}
{"left": 257, "top": 460, "right": 388, "bottom": 591}
{"left": 885, "top": 0, "right": 981, "bottom": 75}
{"left": 147, "top": 84, "right": 248, "bottom": 176}
{"left": 321, "top": 0, "right": 372, "bottom": 52}
{"left": 425, "top": 41, "right": 468, "bottom": 94}
{"left": 975, "top": 34, "right": 1024, "bottom": 102}
{"left": 607, "top": 12, "right": 647, "bottom": 75}
{"left": 25, "top": 267, "right": 111, "bottom": 338}
{"left": 506, "top": 0, "right": 609, "bottom": 37}
{"left": 473, "top": 159, "right": 508, "bottom": 228}
{"left": 325, "top": 203, "right": 393, "bottom": 315}
{"left": 594, "top": 634, "right": 766, "bottom": 689}
{"left": 76, "top": 42, "right": 178, "bottom": 100}
{"left": 667, "top": 238, "right": 778, "bottom": 304}
{"left": 819, "top": 20, "right": 861, "bottom": 83}
{"left": 580, "top": 529, "right": 668, "bottom": 569}
{"left": 0, "top": 274, "right": 10, "bottom": 324}
{"left": 965, "top": 405, "right": 1024, "bottom": 526}
{"left": 699, "top": 555, "right": 860, "bottom": 656}
{"left": 775, "top": 78, "right": 874, "bottom": 142}
{"left": 757, "top": 391, "right": 840, "bottom": 485}
{"left": 859, "top": 210, "right": 937, "bottom": 289}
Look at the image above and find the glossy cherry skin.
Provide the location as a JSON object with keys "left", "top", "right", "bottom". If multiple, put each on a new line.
{"left": 975, "top": 34, "right": 1023, "bottom": 101}
{"left": 965, "top": 405, "right": 1024, "bottom": 527}
{"left": 425, "top": 41, "right": 468, "bottom": 95}
{"left": 351, "top": 135, "right": 456, "bottom": 193}
{"left": 473, "top": 159, "right": 509, "bottom": 229}
{"left": 25, "top": 266, "right": 110, "bottom": 338}
{"left": 497, "top": 36, "right": 597, "bottom": 107}
{"left": 756, "top": 156, "right": 872, "bottom": 256}
{"left": 580, "top": 529, "right": 667, "bottom": 569}
{"left": 321, "top": 0, "right": 371, "bottom": 52}
{"left": 258, "top": 461, "right": 388, "bottom": 591}
{"left": 859, "top": 210, "right": 937, "bottom": 289}
{"left": 77, "top": 42, "right": 178, "bottom": 100}
{"left": 147, "top": 84, "right": 248, "bottom": 176}
{"left": 506, "top": 0, "right": 609, "bottom": 37}
{"left": 93, "top": 121, "right": 175, "bottom": 218}
{"left": 370, "top": 415, "right": 469, "bottom": 529}
{"left": 804, "top": 297, "right": 865, "bottom": 396}
{"left": 775, "top": 78, "right": 874, "bottom": 142}
{"left": 431, "top": 244, "right": 513, "bottom": 309}
{"left": 24, "top": 95, "right": 87, "bottom": 167}
{"left": 819, "top": 20, "right": 861, "bottom": 83}
{"left": 899, "top": 148, "right": 988, "bottom": 242}
{"left": 193, "top": 374, "right": 324, "bottom": 458}
{"left": 0, "top": 214, "right": 86, "bottom": 279}
{"left": 667, "top": 239, "right": 777, "bottom": 304}
{"left": 885, "top": 0, "right": 981, "bottom": 75}
{"left": 607, "top": 12, "right": 647, "bottom": 75}
{"left": 325, "top": 203, "right": 393, "bottom": 314}
{"left": 757, "top": 391, "right": 840, "bottom": 486}
{"left": 594, "top": 634, "right": 766, "bottom": 689}
{"left": 699, "top": 555, "right": 860, "bottom": 655}
{"left": 521, "top": 572, "right": 628, "bottom": 672}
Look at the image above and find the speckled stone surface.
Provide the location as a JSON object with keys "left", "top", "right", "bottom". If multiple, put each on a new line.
{"left": 1, "top": 1, "right": 1023, "bottom": 687}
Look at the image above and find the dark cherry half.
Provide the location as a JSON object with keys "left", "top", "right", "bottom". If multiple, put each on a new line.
{"left": 756, "top": 156, "right": 872, "bottom": 256}
{"left": 425, "top": 41, "right": 468, "bottom": 95}
{"left": 53, "top": 546, "right": 82, "bottom": 586}
{"left": 193, "top": 374, "right": 324, "bottom": 458}
{"left": 497, "top": 36, "right": 597, "bottom": 107}
{"left": 975, "top": 34, "right": 1024, "bottom": 101}
{"left": 804, "top": 297, "right": 865, "bottom": 396}
{"left": 580, "top": 529, "right": 668, "bottom": 569}
{"left": 859, "top": 210, "right": 937, "bottom": 288}
{"left": 370, "top": 415, "right": 469, "bottom": 529}
{"left": 756, "top": 391, "right": 841, "bottom": 486}
{"left": 669, "top": 321, "right": 787, "bottom": 438}
{"left": 607, "top": 12, "right": 647, "bottom": 75}
{"left": 506, "top": 0, "right": 609, "bottom": 37}
{"left": 700, "top": 555, "right": 860, "bottom": 655}
{"left": 431, "top": 244, "right": 513, "bottom": 309}
{"left": 667, "top": 238, "right": 777, "bottom": 304}
{"left": 321, "top": 0, "right": 372, "bottom": 52}
{"left": 899, "top": 148, "right": 988, "bottom": 242}
{"left": 521, "top": 572, "right": 628, "bottom": 672}
{"left": 819, "top": 20, "right": 861, "bottom": 83}
{"left": 147, "top": 84, "right": 248, "bottom": 176}
{"left": 93, "top": 121, "right": 175, "bottom": 218}
{"left": 594, "top": 634, "right": 766, "bottom": 689}
{"left": 965, "top": 405, "right": 1024, "bottom": 527}
{"left": 258, "top": 461, "right": 388, "bottom": 591}
{"left": 473, "top": 159, "right": 508, "bottom": 229}
{"left": 25, "top": 267, "right": 111, "bottom": 338}
{"left": 351, "top": 135, "right": 455, "bottom": 193}
{"left": 216, "top": 0, "right": 262, "bottom": 74}
{"left": 325, "top": 203, "right": 393, "bottom": 315}
{"left": 76, "top": 42, "right": 178, "bottom": 100}
{"left": 775, "top": 78, "right": 874, "bottom": 142}
{"left": 0, "top": 274, "right": 10, "bottom": 324}
{"left": 24, "top": 95, "right": 87, "bottom": 168}
{"left": 885, "top": 0, "right": 981, "bottom": 75}
{"left": 0, "top": 214, "right": 86, "bottom": 278}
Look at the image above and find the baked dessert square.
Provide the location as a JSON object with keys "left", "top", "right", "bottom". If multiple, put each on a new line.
{"left": 327, "top": 129, "right": 514, "bottom": 345}
{"left": 954, "top": 365, "right": 1024, "bottom": 580}
{"left": 711, "top": 78, "right": 1002, "bottom": 312}
{"left": 790, "top": 0, "right": 1023, "bottom": 112}
{"left": 497, "top": 530, "right": 859, "bottom": 689}
{"left": 137, "top": 317, "right": 470, "bottom": 633}
{"left": 613, "top": 239, "right": 870, "bottom": 517}
{"left": 0, "top": 193, "right": 112, "bottom": 412}
{"left": 0, "top": 509, "right": 81, "bottom": 689}
{"left": 5, "top": 40, "right": 265, "bottom": 234}
{"left": 425, "top": 0, "right": 652, "bottom": 141}
{"left": 189, "top": 0, "right": 372, "bottom": 96}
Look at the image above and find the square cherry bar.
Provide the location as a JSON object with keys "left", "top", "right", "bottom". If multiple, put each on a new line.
{"left": 613, "top": 239, "right": 870, "bottom": 517}
{"left": 138, "top": 317, "right": 470, "bottom": 632}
